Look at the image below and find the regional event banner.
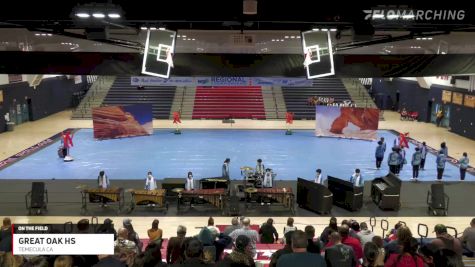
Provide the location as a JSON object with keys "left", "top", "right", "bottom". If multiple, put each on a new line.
{"left": 315, "top": 106, "right": 379, "bottom": 141}
{"left": 92, "top": 104, "right": 153, "bottom": 140}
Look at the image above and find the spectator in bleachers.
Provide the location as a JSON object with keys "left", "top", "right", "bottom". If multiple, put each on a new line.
{"left": 53, "top": 256, "right": 73, "bottom": 267}
{"left": 357, "top": 222, "right": 375, "bottom": 247}
{"left": 23, "top": 256, "right": 49, "bottom": 267}
{"left": 432, "top": 249, "right": 465, "bottom": 267}
{"left": 460, "top": 218, "right": 475, "bottom": 257}
{"left": 305, "top": 225, "right": 321, "bottom": 254}
{"left": 431, "top": 224, "right": 463, "bottom": 258}
{"left": 270, "top": 231, "right": 294, "bottom": 267}
{"left": 324, "top": 232, "right": 357, "bottom": 267}
{"left": 384, "top": 237, "right": 424, "bottom": 267}
{"left": 0, "top": 252, "right": 17, "bottom": 267}
{"left": 96, "top": 218, "right": 117, "bottom": 240}
{"left": 419, "top": 243, "right": 439, "bottom": 267}
{"left": 259, "top": 218, "right": 279, "bottom": 244}
{"left": 229, "top": 218, "right": 259, "bottom": 258}
{"left": 218, "top": 235, "right": 255, "bottom": 267}
{"left": 283, "top": 217, "right": 298, "bottom": 242}
{"left": 339, "top": 225, "right": 363, "bottom": 261}
{"left": 0, "top": 217, "right": 12, "bottom": 252}
{"left": 384, "top": 226, "right": 413, "bottom": 260}
{"left": 197, "top": 227, "right": 214, "bottom": 246}
{"left": 320, "top": 217, "right": 338, "bottom": 245}
{"left": 386, "top": 223, "right": 402, "bottom": 242}
{"left": 93, "top": 254, "right": 125, "bottom": 267}
{"left": 371, "top": 236, "right": 385, "bottom": 267}
{"left": 207, "top": 217, "right": 220, "bottom": 240}
{"left": 224, "top": 217, "right": 241, "bottom": 236}
{"left": 167, "top": 225, "right": 187, "bottom": 264}
{"left": 181, "top": 238, "right": 206, "bottom": 266}
{"left": 276, "top": 230, "right": 326, "bottom": 267}
{"left": 459, "top": 152, "right": 469, "bottom": 181}
{"left": 147, "top": 219, "right": 163, "bottom": 247}
{"left": 363, "top": 242, "right": 379, "bottom": 267}
{"left": 77, "top": 218, "right": 90, "bottom": 233}
{"left": 114, "top": 228, "right": 138, "bottom": 266}
{"left": 123, "top": 218, "right": 143, "bottom": 252}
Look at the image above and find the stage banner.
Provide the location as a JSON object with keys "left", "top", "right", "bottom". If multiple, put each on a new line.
{"left": 92, "top": 104, "right": 153, "bottom": 140}
{"left": 315, "top": 106, "right": 379, "bottom": 141}
{"left": 130, "top": 76, "right": 312, "bottom": 87}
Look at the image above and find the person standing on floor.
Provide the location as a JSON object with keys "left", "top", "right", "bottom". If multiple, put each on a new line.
{"left": 399, "top": 147, "right": 406, "bottom": 172}
{"left": 436, "top": 150, "right": 446, "bottom": 181}
{"left": 314, "top": 169, "right": 323, "bottom": 184}
{"left": 375, "top": 141, "right": 385, "bottom": 170}
{"left": 222, "top": 158, "right": 231, "bottom": 179}
{"left": 459, "top": 153, "right": 469, "bottom": 181}
{"left": 97, "top": 170, "right": 110, "bottom": 207}
{"left": 411, "top": 147, "right": 422, "bottom": 181}
{"left": 441, "top": 142, "right": 449, "bottom": 157}
{"left": 388, "top": 148, "right": 400, "bottom": 174}
{"left": 420, "top": 142, "right": 428, "bottom": 170}
{"left": 255, "top": 159, "right": 265, "bottom": 177}
{"left": 380, "top": 137, "right": 386, "bottom": 153}
{"left": 144, "top": 171, "right": 157, "bottom": 190}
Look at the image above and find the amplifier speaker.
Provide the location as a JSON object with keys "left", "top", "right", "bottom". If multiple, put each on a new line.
{"left": 31, "top": 182, "right": 45, "bottom": 208}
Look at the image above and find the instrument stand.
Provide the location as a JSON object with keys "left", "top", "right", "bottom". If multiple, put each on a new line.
{"left": 285, "top": 129, "right": 293, "bottom": 135}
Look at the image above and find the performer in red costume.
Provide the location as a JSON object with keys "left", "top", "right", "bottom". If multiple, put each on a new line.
{"left": 329, "top": 108, "right": 379, "bottom": 134}
{"left": 173, "top": 111, "right": 182, "bottom": 134}
{"left": 285, "top": 112, "right": 294, "bottom": 135}
{"left": 61, "top": 130, "right": 74, "bottom": 162}
{"left": 398, "top": 132, "right": 409, "bottom": 149}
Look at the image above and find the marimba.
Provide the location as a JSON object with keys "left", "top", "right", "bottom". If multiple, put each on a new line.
{"left": 177, "top": 188, "right": 227, "bottom": 214}
{"left": 246, "top": 187, "right": 295, "bottom": 214}
{"left": 128, "top": 189, "right": 168, "bottom": 212}
{"left": 80, "top": 187, "right": 124, "bottom": 214}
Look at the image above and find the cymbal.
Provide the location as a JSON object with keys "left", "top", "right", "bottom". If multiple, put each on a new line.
{"left": 172, "top": 188, "right": 184, "bottom": 193}
{"left": 245, "top": 187, "right": 258, "bottom": 193}
{"left": 240, "top": 166, "right": 254, "bottom": 171}
{"left": 75, "top": 185, "right": 87, "bottom": 189}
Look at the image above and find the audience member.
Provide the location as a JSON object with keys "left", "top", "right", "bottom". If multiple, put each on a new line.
{"left": 325, "top": 232, "right": 356, "bottom": 267}
{"left": 385, "top": 226, "right": 413, "bottom": 259}
{"left": 358, "top": 222, "right": 375, "bottom": 247}
{"left": 147, "top": 219, "right": 163, "bottom": 246}
{"left": 218, "top": 235, "right": 255, "bottom": 267}
{"left": 283, "top": 217, "right": 297, "bottom": 240}
{"left": 123, "top": 218, "right": 143, "bottom": 251}
{"left": 419, "top": 243, "right": 439, "bottom": 267}
{"left": 269, "top": 231, "right": 294, "bottom": 267}
{"left": 224, "top": 217, "right": 241, "bottom": 236}
{"left": 93, "top": 255, "right": 125, "bottom": 267}
{"left": 197, "top": 227, "right": 215, "bottom": 246}
{"left": 387, "top": 223, "right": 402, "bottom": 242}
{"left": 304, "top": 225, "right": 321, "bottom": 254}
{"left": 320, "top": 217, "right": 338, "bottom": 245}
{"left": 384, "top": 237, "right": 424, "bottom": 267}
{"left": 432, "top": 248, "right": 465, "bottom": 267}
{"left": 363, "top": 242, "right": 380, "bottom": 267}
{"left": 167, "top": 225, "right": 187, "bottom": 264}
{"left": 372, "top": 236, "right": 385, "bottom": 267}
{"left": 53, "top": 256, "right": 73, "bottom": 267}
{"left": 276, "top": 230, "right": 326, "bottom": 267}
{"left": 182, "top": 238, "right": 206, "bottom": 266}
{"left": 207, "top": 217, "right": 220, "bottom": 240}
{"left": 96, "top": 218, "right": 117, "bottom": 240}
{"left": 460, "top": 217, "right": 475, "bottom": 257}
{"left": 326, "top": 225, "right": 363, "bottom": 261}
{"left": 430, "top": 224, "right": 463, "bottom": 258}
{"left": 229, "top": 218, "right": 259, "bottom": 258}
{"left": 0, "top": 217, "right": 12, "bottom": 252}
{"left": 77, "top": 218, "right": 90, "bottom": 233}
{"left": 259, "top": 218, "right": 279, "bottom": 244}
{"left": 114, "top": 228, "right": 138, "bottom": 266}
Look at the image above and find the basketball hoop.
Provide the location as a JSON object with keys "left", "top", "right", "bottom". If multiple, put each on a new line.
{"left": 165, "top": 47, "right": 174, "bottom": 68}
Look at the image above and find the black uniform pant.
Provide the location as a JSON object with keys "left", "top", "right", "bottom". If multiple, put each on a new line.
{"left": 376, "top": 157, "right": 383, "bottom": 168}
{"left": 412, "top": 165, "right": 420, "bottom": 178}
{"left": 437, "top": 168, "right": 444, "bottom": 180}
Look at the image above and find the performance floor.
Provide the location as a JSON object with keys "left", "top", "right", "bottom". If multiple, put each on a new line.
{"left": 0, "top": 128, "right": 472, "bottom": 182}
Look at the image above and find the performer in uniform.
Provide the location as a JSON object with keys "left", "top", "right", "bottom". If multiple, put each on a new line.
{"left": 314, "top": 169, "right": 323, "bottom": 184}
{"left": 255, "top": 159, "right": 265, "bottom": 177}
{"left": 350, "top": 169, "right": 364, "bottom": 187}
{"left": 97, "top": 170, "right": 110, "bottom": 207}
{"left": 145, "top": 171, "right": 157, "bottom": 190}
{"left": 222, "top": 158, "right": 231, "bottom": 179}
{"left": 186, "top": 171, "right": 194, "bottom": 191}
{"left": 61, "top": 130, "right": 74, "bottom": 162}
{"left": 262, "top": 168, "right": 273, "bottom": 188}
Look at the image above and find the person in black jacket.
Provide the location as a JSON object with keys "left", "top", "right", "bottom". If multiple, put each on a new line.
{"left": 259, "top": 218, "right": 279, "bottom": 244}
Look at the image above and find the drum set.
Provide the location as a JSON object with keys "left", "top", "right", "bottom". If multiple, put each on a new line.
{"left": 240, "top": 166, "right": 276, "bottom": 188}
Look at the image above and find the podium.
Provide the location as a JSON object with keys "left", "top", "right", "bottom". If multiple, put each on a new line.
{"left": 327, "top": 176, "right": 363, "bottom": 211}
{"left": 297, "top": 178, "right": 332, "bottom": 214}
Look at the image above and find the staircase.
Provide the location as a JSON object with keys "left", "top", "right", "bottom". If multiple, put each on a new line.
{"left": 72, "top": 76, "right": 116, "bottom": 119}
{"left": 341, "top": 78, "right": 377, "bottom": 109}
{"left": 282, "top": 78, "right": 351, "bottom": 120}
{"left": 102, "top": 76, "right": 176, "bottom": 119}
{"left": 262, "top": 86, "right": 278, "bottom": 119}
{"left": 169, "top": 86, "right": 196, "bottom": 120}
{"left": 272, "top": 86, "right": 287, "bottom": 119}
{"left": 192, "top": 86, "right": 266, "bottom": 119}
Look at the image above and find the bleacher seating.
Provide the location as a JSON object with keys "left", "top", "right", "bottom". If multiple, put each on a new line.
{"left": 282, "top": 78, "right": 352, "bottom": 119}
{"left": 192, "top": 86, "right": 266, "bottom": 119}
{"left": 102, "top": 76, "right": 175, "bottom": 119}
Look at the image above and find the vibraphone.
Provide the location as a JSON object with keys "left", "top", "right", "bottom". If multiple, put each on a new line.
{"left": 177, "top": 188, "right": 227, "bottom": 214}
{"left": 246, "top": 187, "right": 295, "bottom": 214}
{"left": 128, "top": 189, "right": 168, "bottom": 212}
{"left": 81, "top": 187, "right": 124, "bottom": 214}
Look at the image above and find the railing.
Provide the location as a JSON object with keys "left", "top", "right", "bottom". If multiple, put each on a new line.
{"left": 349, "top": 78, "right": 374, "bottom": 108}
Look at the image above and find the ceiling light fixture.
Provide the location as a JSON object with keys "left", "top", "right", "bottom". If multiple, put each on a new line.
{"left": 92, "top": 12, "right": 105, "bottom": 18}
{"left": 107, "top": 13, "right": 120, "bottom": 18}
{"left": 75, "top": 12, "right": 90, "bottom": 18}
{"left": 140, "top": 26, "right": 147, "bottom": 30}
{"left": 330, "top": 28, "right": 337, "bottom": 32}
{"left": 158, "top": 27, "right": 166, "bottom": 30}
{"left": 149, "top": 27, "right": 157, "bottom": 30}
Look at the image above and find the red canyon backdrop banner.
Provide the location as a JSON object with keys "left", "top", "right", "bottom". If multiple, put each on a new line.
{"left": 315, "top": 106, "right": 379, "bottom": 141}
{"left": 92, "top": 104, "right": 153, "bottom": 140}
